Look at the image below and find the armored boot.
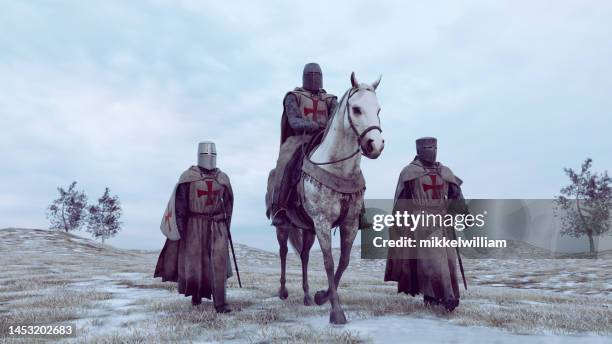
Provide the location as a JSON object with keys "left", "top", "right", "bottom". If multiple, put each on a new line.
{"left": 191, "top": 295, "right": 202, "bottom": 306}
{"left": 215, "top": 304, "right": 232, "bottom": 314}
{"left": 442, "top": 299, "right": 459, "bottom": 312}
{"left": 424, "top": 295, "right": 440, "bottom": 307}
{"left": 212, "top": 284, "right": 230, "bottom": 313}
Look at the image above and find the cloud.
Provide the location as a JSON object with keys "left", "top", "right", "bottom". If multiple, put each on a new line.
{"left": 1, "top": 1, "right": 611, "bottom": 250}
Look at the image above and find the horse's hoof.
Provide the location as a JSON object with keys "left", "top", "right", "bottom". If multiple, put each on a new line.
{"left": 278, "top": 286, "right": 288, "bottom": 300}
{"left": 304, "top": 294, "right": 314, "bottom": 306}
{"left": 330, "top": 308, "right": 347, "bottom": 325}
{"left": 314, "top": 290, "right": 329, "bottom": 305}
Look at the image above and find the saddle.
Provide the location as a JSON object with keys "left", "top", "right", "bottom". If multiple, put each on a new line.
{"left": 267, "top": 130, "right": 368, "bottom": 231}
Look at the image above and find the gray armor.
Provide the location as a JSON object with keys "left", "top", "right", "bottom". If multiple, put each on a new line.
{"left": 302, "top": 63, "right": 323, "bottom": 92}
{"left": 198, "top": 141, "right": 216, "bottom": 170}
{"left": 416, "top": 137, "right": 437, "bottom": 164}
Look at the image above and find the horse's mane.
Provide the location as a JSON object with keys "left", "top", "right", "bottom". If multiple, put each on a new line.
{"left": 319, "top": 87, "right": 351, "bottom": 141}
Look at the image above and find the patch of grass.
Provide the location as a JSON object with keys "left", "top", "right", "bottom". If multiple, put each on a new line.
{"left": 453, "top": 287, "right": 612, "bottom": 335}
{"left": 116, "top": 279, "right": 177, "bottom": 292}
{"left": 245, "top": 324, "right": 368, "bottom": 344}
{"left": 2, "top": 228, "right": 611, "bottom": 343}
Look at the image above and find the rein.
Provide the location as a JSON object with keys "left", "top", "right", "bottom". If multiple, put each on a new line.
{"left": 306, "top": 87, "right": 382, "bottom": 166}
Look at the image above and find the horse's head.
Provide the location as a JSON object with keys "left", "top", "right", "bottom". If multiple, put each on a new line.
{"left": 345, "top": 72, "right": 384, "bottom": 159}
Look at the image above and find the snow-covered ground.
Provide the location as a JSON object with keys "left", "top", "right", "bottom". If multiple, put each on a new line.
{"left": 0, "top": 228, "right": 610, "bottom": 343}
{"left": 303, "top": 315, "right": 610, "bottom": 344}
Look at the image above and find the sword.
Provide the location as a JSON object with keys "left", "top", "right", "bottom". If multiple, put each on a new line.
{"left": 221, "top": 195, "right": 242, "bottom": 288}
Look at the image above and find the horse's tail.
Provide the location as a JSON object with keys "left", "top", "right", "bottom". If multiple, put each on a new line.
{"left": 288, "top": 227, "right": 303, "bottom": 255}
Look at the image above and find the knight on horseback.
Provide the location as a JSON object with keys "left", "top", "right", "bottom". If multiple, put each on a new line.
{"left": 267, "top": 62, "right": 338, "bottom": 227}
{"left": 267, "top": 70, "right": 385, "bottom": 324}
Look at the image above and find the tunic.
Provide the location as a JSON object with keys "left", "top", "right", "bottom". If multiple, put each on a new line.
{"left": 384, "top": 158, "right": 467, "bottom": 302}
{"left": 155, "top": 166, "right": 233, "bottom": 305}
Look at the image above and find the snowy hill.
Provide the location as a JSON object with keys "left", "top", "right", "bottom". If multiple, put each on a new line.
{"left": 1, "top": 227, "right": 610, "bottom": 343}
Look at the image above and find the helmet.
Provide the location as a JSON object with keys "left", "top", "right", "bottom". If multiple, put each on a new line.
{"left": 198, "top": 141, "right": 216, "bottom": 170}
{"left": 416, "top": 137, "right": 437, "bottom": 164}
{"left": 302, "top": 62, "right": 322, "bottom": 92}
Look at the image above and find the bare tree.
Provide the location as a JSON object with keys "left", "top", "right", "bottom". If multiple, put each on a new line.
{"left": 46, "top": 181, "right": 88, "bottom": 232}
{"left": 87, "top": 188, "right": 122, "bottom": 243}
{"left": 555, "top": 158, "right": 611, "bottom": 254}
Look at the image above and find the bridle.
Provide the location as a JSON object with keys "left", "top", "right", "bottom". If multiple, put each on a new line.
{"left": 307, "top": 87, "right": 382, "bottom": 166}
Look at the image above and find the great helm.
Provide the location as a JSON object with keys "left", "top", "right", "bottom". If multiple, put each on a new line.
{"left": 416, "top": 137, "right": 437, "bottom": 164}
{"left": 302, "top": 62, "right": 322, "bottom": 92}
{"left": 198, "top": 141, "right": 216, "bottom": 170}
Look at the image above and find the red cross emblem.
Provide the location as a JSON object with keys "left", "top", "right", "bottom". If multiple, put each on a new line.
{"left": 164, "top": 209, "right": 172, "bottom": 229}
{"left": 422, "top": 175, "right": 444, "bottom": 199}
{"left": 197, "top": 180, "right": 220, "bottom": 205}
{"left": 304, "top": 98, "right": 325, "bottom": 123}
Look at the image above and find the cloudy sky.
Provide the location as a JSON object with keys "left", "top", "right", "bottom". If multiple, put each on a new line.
{"left": 1, "top": 0, "right": 611, "bottom": 251}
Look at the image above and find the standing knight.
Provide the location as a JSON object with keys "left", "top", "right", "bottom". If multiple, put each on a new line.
{"left": 155, "top": 141, "right": 234, "bottom": 313}
{"left": 384, "top": 137, "right": 468, "bottom": 311}
{"left": 267, "top": 62, "right": 337, "bottom": 226}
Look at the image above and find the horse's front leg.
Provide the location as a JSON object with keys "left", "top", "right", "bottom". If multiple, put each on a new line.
{"left": 276, "top": 226, "right": 289, "bottom": 300}
{"left": 314, "top": 205, "right": 360, "bottom": 306}
{"left": 334, "top": 213, "right": 360, "bottom": 288}
{"left": 314, "top": 220, "right": 347, "bottom": 324}
{"left": 301, "top": 229, "right": 316, "bottom": 306}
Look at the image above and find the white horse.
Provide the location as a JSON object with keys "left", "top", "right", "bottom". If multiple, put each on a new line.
{"left": 300, "top": 72, "right": 384, "bottom": 324}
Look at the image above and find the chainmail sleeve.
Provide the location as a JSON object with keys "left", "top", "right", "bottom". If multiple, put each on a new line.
{"left": 448, "top": 183, "right": 469, "bottom": 215}
{"left": 175, "top": 182, "right": 190, "bottom": 236}
{"left": 222, "top": 181, "right": 233, "bottom": 228}
{"left": 284, "top": 93, "right": 319, "bottom": 134}
{"left": 399, "top": 181, "right": 414, "bottom": 200}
